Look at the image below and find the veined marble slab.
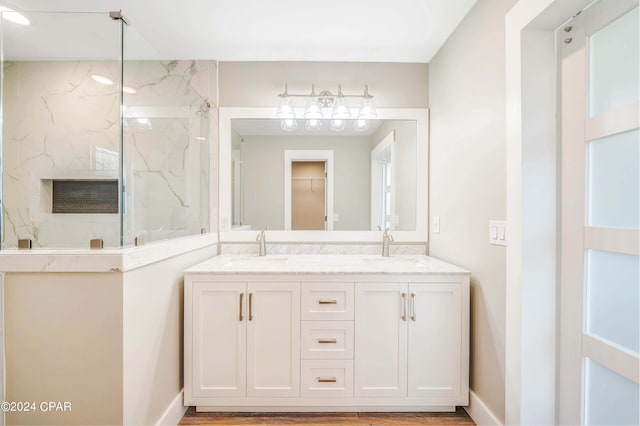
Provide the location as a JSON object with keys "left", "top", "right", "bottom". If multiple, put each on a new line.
{"left": 185, "top": 254, "right": 469, "bottom": 275}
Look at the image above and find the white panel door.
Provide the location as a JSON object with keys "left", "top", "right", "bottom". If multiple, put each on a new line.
{"left": 354, "top": 282, "right": 407, "bottom": 397}
{"left": 559, "top": 1, "right": 640, "bottom": 424}
{"left": 407, "top": 283, "right": 461, "bottom": 398}
{"left": 192, "top": 282, "right": 246, "bottom": 398}
{"left": 247, "top": 282, "right": 300, "bottom": 397}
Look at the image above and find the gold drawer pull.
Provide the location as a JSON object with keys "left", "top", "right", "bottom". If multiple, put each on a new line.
{"left": 318, "top": 338, "right": 337, "bottom": 344}
{"left": 318, "top": 300, "right": 338, "bottom": 305}
{"left": 317, "top": 377, "right": 337, "bottom": 383}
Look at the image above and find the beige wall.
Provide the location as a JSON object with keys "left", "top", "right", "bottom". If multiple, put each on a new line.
{"left": 219, "top": 61, "right": 428, "bottom": 108}
{"left": 428, "top": 0, "right": 517, "bottom": 422}
{"left": 4, "top": 273, "right": 124, "bottom": 425}
{"left": 123, "top": 245, "right": 217, "bottom": 425}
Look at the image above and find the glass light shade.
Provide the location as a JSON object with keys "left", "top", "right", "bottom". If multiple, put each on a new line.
{"left": 330, "top": 119, "right": 346, "bottom": 131}
{"left": 276, "top": 97, "right": 295, "bottom": 119}
{"left": 305, "top": 119, "right": 322, "bottom": 131}
{"left": 358, "top": 98, "right": 377, "bottom": 119}
{"left": 332, "top": 97, "right": 351, "bottom": 119}
{"left": 280, "top": 118, "right": 298, "bottom": 132}
{"left": 354, "top": 119, "right": 369, "bottom": 132}
{"left": 304, "top": 98, "right": 323, "bottom": 119}
{"left": 123, "top": 86, "right": 137, "bottom": 94}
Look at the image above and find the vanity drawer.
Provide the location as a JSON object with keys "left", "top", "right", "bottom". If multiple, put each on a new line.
{"left": 302, "top": 283, "right": 354, "bottom": 320}
{"left": 301, "top": 360, "right": 354, "bottom": 398}
{"left": 301, "top": 321, "right": 354, "bottom": 359}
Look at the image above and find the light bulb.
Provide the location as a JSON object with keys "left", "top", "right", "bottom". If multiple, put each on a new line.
{"left": 304, "top": 99, "right": 323, "bottom": 119}
{"left": 332, "top": 97, "right": 351, "bottom": 119}
{"left": 281, "top": 119, "right": 298, "bottom": 131}
{"left": 330, "top": 119, "right": 346, "bottom": 131}
{"left": 358, "top": 98, "right": 377, "bottom": 119}
{"left": 123, "top": 86, "right": 137, "bottom": 94}
{"left": 354, "top": 119, "right": 369, "bottom": 132}
{"left": 276, "top": 97, "right": 295, "bottom": 119}
{"left": 305, "top": 119, "right": 322, "bottom": 131}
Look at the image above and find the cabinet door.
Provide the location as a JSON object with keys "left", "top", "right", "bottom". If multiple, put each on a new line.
{"left": 247, "top": 283, "right": 300, "bottom": 397}
{"left": 354, "top": 282, "right": 408, "bottom": 397}
{"left": 408, "top": 283, "right": 462, "bottom": 398}
{"left": 192, "top": 282, "right": 246, "bottom": 398}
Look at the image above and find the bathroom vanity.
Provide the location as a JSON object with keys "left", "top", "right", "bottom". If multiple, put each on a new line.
{"left": 184, "top": 254, "right": 470, "bottom": 412}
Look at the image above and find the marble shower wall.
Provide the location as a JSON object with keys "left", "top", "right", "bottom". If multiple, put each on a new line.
{"left": 1, "top": 60, "right": 216, "bottom": 249}
{"left": 122, "top": 60, "right": 215, "bottom": 246}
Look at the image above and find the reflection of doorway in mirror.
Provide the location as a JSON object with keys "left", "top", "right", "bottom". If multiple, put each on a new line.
{"left": 291, "top": 161, "right": 326, "bottom": 230}
{"left": 371, "top": 130, "right": 395, "bottom": 230}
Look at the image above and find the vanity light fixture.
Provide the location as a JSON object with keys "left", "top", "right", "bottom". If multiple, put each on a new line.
{"left": 0, "top": 6, "right": 29, "bottom": 25}
{"left": 123, "top": 86, "right": 137, "bottom": 94}
{"left": 277, "top": 83, "right": 376, "bottom": 132}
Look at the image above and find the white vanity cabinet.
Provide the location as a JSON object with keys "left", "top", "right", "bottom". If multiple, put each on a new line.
{"left": 184, "top": 255, "right": 470, "bottom": 412}
{"left": 354, "top": 282, "right": 464, "bottom": 399}
{"left": 186, "top": 279, "right": 300, "bottom": 400}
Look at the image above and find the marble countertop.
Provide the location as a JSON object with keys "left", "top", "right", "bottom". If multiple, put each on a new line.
{"left": 185, "top": 254, "right": 470, "bottom": 275}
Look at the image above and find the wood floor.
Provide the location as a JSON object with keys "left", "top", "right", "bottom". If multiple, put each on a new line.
{"left": 179, "top": 407, "right": 475, "bottom": 425}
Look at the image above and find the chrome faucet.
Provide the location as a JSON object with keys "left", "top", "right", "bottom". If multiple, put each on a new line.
{"left": 382, "top": 228, "right": 394, "bottom": 257}
{"left": 256, "top": 228, "right": 266, "bottom": 256}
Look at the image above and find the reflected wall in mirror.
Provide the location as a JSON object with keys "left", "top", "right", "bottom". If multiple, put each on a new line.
{"left": 230, "top": 118, "right": 417, "bottom": 231}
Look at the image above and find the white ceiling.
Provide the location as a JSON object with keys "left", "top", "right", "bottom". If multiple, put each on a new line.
{"left": 4, "top": 0, "right": 476, "bottom": 62}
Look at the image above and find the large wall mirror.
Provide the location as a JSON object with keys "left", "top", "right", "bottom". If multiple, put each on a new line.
{"left": 219, "top": 108, "right": 429, "bottom": 242}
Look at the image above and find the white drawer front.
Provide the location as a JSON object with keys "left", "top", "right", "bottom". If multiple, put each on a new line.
{"left": 301, "top": 321, "right": 354, "bottom": 360}
{"left": 301, "top": 360, "right": 354, "bottom": 398}
{"left": 302, "top": 283, "right": 354, "bottom": 320}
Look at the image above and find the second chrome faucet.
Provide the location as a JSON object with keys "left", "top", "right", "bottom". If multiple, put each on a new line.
{"left": 382, "top": 228, "right": 394, "bottom": 257}
{"left": 256, "top": 228, "right": 266, "bottom": 256}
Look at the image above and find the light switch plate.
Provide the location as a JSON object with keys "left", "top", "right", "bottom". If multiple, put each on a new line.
{"left": 489, "top": 220, "right": 506, "bottom": 246}
{"left": 433, "top": 216, "right": 440, "bottom": 234}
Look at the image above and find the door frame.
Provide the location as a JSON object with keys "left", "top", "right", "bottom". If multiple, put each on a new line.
{"left": 370, "top": 130, "right": 395, "bottom": 230}
{"left": 505, "top": 0, "right": 597, "bottom": 424}
{"left": 284, "top": 150, "right": 334, "bottom": 231}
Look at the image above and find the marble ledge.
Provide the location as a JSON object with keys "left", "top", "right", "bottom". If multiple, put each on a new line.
{"left": 0, "top": 233, "right": 218, "bottom": 273}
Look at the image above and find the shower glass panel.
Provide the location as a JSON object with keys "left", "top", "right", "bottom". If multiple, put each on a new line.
{"left": 0, "top": 12, "right": 122, "bottom": 249}
{"left": 122, "top": 24, "right": 212, "bottom": 245}
{"left": 0, "top": 10, "right": 213, "bottom": 249}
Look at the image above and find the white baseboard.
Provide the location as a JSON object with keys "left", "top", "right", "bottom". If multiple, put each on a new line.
{"left": 464, "top": 390, "right": 503, "bottom": 426}
{"left": 156, "top": 389, "right": 188, "bottom": 426}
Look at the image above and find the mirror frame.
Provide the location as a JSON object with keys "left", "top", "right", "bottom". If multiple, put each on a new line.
{"left": 219, "top": 107, "right": 429, "bottom": 242}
